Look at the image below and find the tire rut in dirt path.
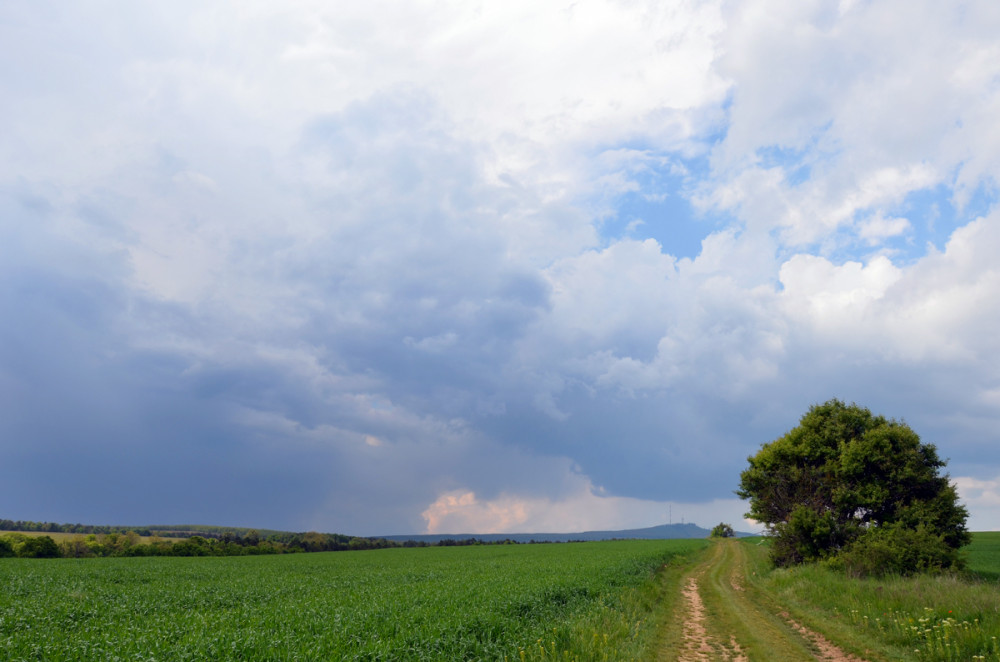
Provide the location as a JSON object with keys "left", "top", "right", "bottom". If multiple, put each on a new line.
{"left": 676, "top": 570, "right": 747, "bottom": 661}
{"left": 660, "top": 540, "right": 869, "bottom": 662}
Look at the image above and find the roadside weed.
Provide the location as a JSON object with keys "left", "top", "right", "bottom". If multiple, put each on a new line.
{"left": 845, "top": 606, "right": 1000, "bottom": 661}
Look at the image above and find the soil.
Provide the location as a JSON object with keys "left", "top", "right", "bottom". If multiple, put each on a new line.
{"left": 677, "top": 574, "right": 747, "bottom": 661}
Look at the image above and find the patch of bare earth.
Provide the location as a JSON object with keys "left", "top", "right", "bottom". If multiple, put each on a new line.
{"left": 678, "top": 575, "right": 747, "bottom": 662}
{"left": 729, "top": 567, "right": 744, "bottom": 592}
{"left": 781, "top": 612, "right": 867, "bottom": 662}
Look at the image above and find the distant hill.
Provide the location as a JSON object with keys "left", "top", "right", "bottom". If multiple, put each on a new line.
{"left": 382, "top": 522, "right": 757, "bottom": 544}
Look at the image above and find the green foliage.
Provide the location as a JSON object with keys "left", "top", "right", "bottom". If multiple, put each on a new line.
{"left": 737, "top": 399, "right": 970, "bottom": 574}
{"left": 10, "top": 518, "right": 595, "bottom": 558}
{"left": 769, "top": 505, "right": 840, "bottom": 565}
{"left": 11, "top": 534, "right": 60, "bottom": 558}
{"left": 833, "top": 523, "right": 961, "bottom": 577}
{"left": 0, "top": 526, "right": 402, "bottom": 558}
{"left": 0, "top": 539, "right": 706, "bottom": 660}
{"left": 710, "top": 523, "right": 735, "bottom": 538}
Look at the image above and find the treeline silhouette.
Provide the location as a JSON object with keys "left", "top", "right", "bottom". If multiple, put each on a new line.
{"left": 0, "top": 519, "right": 523, "bottom": 558}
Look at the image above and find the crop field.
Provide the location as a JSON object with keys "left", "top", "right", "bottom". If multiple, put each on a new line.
{"left": 964, "top": 531, "right": 1000, "bottom": 580}
{"left": 4, "top": 533, "right": 999, "bottom": 661}
{"left": 0, "top": 539, "right": 707, "bottom": 661}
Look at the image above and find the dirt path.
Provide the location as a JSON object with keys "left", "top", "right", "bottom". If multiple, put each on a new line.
{"left": 659, "top": 540, "right": 869, "bottom": 662}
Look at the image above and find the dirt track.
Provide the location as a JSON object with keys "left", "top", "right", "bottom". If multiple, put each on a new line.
{"left": 659, "top": 540, "right": 869, "bottom": 662}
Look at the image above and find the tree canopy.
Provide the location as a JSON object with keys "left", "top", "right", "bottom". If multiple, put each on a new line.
{"left": 737, "top": 399, "right": 970, "bottom": 575}
{"left": 710, "top": 523, "right": 735, "bottom": 538}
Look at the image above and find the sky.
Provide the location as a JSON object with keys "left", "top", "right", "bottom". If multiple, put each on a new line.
{"left": 2, "top": 0, "right": 1000, "bottom": 536}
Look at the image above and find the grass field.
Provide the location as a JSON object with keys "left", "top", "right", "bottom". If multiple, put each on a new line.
{"left": 653, "top": 534, "right": 1000, "bottom": 662}
{"left": 3, "top": 532, "right": 998, "bottom": 661}
{"left": 0, "top": 539, "right": 707, "bottom": 661}
{"left": 749, "top": 532, "right": 1000, "bottom": 661}
{"left": 964, "top": 530, "right": 1000, "bottom": 581}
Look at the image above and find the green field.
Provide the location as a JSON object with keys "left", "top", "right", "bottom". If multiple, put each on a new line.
{"left": 0, "top": 539, "right": 707, "bottom": 661}
{"left": 750, "top": 532, "right": 1000, "bottom": 661}
{"left": 3, "top": 533, "right": 999, "bottom": 661}
{"left": 964, "top": 530, "right": 1000, "bottom": 581}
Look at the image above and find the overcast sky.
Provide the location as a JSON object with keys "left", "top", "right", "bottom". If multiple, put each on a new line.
{"left": 3, "top": 0, "right": 1000, "bottom": 536}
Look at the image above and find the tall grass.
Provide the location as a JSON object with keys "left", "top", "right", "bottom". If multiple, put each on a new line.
{"left": 516, "top": 539, "right": 708, "bottom": 661}
{"left": 750, "top": 532, "right": 1000, "bottom": 661}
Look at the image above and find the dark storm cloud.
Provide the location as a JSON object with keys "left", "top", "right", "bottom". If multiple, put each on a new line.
{"left": 3, "top": 1, "right": 1000, "bottom": 535}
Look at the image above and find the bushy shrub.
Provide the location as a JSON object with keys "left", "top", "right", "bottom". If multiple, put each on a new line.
{"left": 710, "top": 523, "right": 735, "bottom": 538}
{"left": 15, "top": 535, "right": 61, "bottom": 558}
{"left": 768, "top": 506, "right": 845, "bottom": 567}
{"left": 834, "top": 523, "right": 963, "bottom": 577}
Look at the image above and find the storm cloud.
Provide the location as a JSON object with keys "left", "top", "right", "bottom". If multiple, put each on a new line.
{"left": 3, "top": 0, "right": 1000, "bottom": 535}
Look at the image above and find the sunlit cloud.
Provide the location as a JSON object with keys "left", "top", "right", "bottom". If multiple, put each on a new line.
{"left": 421, "top": 479, "right": 758, "bottom": 536}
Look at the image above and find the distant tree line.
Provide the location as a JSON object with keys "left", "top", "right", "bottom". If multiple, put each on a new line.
{"left": 0, "top": 531, "right": 399, "bottom": 558}
{"left": 0, "top": 520, "right": 272, "bottom": 540}
{"left": 0, "top": 519, "right": 529, "bottom": 559}
{"left": 0, "top": 519, "right": 155, "bottom": 536}
{"left": 0, "top": 520, "right": 223, "bottom": 539}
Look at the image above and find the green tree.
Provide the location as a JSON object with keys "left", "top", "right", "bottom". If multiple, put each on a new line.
{"left": 15, "top": 535, "right": 61, "bottom": 558}
{"left": 737, "top": 399, "right": 969, "bottom": 574}
{"left": 710, "top": 523, "right": 735, "bottom": 538}
{"left": 59, "top": 536, "right": 95, "bottom": 558}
